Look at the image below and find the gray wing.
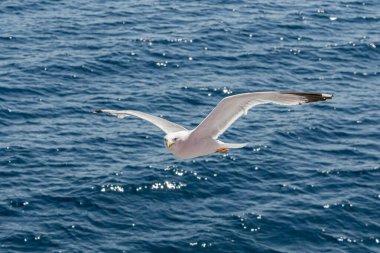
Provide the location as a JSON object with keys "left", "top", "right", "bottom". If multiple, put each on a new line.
{"left": 96, "top": 109, "right": 187, "bottom": 134}
{"left": 190, "top": 92, "right": 333, "bottom": 140}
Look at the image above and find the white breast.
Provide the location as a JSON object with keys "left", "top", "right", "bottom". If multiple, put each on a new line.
{"left": 172, "top": 137, "right": 222, "bottom": 159}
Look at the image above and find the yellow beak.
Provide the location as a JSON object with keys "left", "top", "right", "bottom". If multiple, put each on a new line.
{"left": 167, "top": 140, "right": 174, "bottom": 148}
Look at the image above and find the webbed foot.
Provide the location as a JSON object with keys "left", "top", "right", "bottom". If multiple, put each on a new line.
{"left": 215, "top": 148, "right": 229, "bottom": 153}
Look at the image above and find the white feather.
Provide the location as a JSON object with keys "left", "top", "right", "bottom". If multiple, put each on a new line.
{"left": 97, "top": 109, "right": 186, "bottom": 134}
{"left": 96, "top": 92, "right": 332, "bottom": 159}
{"left": 190, "top": 92, "right": 331, "bottom": 140}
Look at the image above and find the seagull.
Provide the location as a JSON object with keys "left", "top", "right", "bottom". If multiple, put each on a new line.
{"left": 96, "top": 92, "right": 332, "bottom": 159}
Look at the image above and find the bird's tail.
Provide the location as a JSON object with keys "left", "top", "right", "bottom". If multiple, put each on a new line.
{"left": 221, "top": 142, "right": 248, "bottom": 149}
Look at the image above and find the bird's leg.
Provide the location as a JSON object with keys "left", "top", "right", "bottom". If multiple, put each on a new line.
{"left": 215, "top": 148, "right": 229, "bottom": 153}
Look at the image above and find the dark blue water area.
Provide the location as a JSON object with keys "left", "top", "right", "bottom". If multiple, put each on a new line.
{"left": 1, "top": 0, "right": 380, "bottom": 252}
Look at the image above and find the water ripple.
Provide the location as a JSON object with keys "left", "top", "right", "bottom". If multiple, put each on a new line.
{"left": 1, "top": 0, "right": 380, "bottom": 252}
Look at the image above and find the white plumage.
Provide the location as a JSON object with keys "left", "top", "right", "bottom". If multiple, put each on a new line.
{"left": 96, "top": 91, "right": 332, "bottom": 159}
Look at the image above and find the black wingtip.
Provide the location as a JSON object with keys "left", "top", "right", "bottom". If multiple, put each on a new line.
{"left": 282, "top": 92, "right": 333, "bottom": 103}
{"left": 95, "top": 109, "right": 103, "bottom": 113}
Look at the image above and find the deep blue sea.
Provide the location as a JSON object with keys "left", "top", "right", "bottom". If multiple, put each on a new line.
{"left": 1, "top": 0, "right": 380, "bottom": 252}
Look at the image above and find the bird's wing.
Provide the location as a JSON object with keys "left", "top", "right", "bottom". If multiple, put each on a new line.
{"left": 190, "top": 92, "right": 333, "bottom": 140}
{"left": 96, "top": 109, "right": 187, "bottom": 134}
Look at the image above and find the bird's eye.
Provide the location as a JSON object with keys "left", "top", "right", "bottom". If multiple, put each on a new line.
{"left": 173, "top": 138, "right": 178, "bottom": 141}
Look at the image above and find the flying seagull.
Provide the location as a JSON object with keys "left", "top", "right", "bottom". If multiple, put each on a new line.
{"left": 96, "top": 92, "right": 332, "bottom": 159}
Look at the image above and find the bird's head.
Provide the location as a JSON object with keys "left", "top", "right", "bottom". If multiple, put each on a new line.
{"left": 164, "top": 131, "right": 189, "bottom": 151}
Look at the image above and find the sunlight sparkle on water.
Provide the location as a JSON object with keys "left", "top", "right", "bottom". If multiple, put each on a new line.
{"left": 151, "top": 181, "right": 186, "bottom": 190}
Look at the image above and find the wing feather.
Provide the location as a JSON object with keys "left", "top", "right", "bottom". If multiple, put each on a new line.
{"left": 95, "top": 109, "right": 187, "bottom": 134}
{"left": 190, "top": 92, "right": 332, "bottom": 140}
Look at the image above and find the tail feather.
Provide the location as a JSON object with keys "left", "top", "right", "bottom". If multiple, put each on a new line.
{"left": 223, "top": 142, "right": 248, "bottom": 149}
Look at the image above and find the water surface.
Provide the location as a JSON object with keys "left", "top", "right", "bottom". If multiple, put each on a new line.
{"left": 1, "top": 0, "right": 380, "bottom": 252}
